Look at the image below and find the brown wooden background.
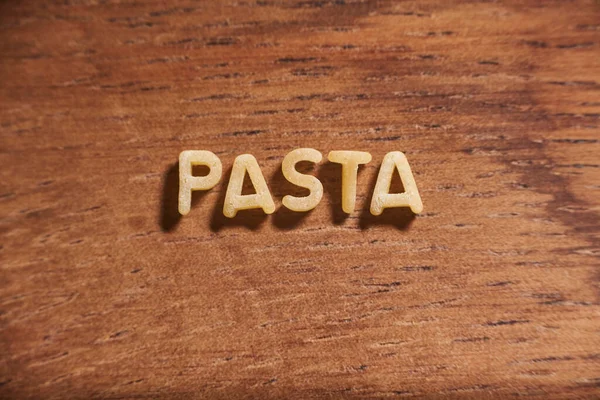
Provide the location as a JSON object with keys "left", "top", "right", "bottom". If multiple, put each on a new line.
{"left": 1, "top": 0, "right": 599, "bottom": 398}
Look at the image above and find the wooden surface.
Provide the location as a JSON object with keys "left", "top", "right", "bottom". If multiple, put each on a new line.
{"left": 1, "top": 0, "right": 599, "bottom": 398}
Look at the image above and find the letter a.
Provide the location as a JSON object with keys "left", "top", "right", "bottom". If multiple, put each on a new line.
{"left": 223, "top": 154, "right": 276, "bottom": 218}
{"left": 370, "top": 151, "right": 423, "bottom": 215}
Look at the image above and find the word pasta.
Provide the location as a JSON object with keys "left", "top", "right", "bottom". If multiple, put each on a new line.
{"left": 178, "top": 149, "right": 423, "bottom": 217}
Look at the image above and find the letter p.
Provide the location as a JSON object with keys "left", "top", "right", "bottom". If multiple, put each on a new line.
{"left": 178, "top": 150, "right": 222, "bottom": 215}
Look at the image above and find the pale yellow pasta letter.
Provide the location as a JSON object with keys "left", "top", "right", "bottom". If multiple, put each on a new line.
{"left": 370, "top": 151, "right": 423, "bottom": 215}
{"left": 281, "top": 148, "right": 323, "bottom": 212}
{"left": 223, "top": 154, "right": 276, "bottom": 218}
{"left": 327, "top": 151, "right": 372, "bottom": 213}
{"left": 178, "top": 150, "right": 222, "bottom": 216}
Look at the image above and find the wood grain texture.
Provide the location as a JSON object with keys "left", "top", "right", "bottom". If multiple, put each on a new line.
{"left": 1, "top": 0, "right": 599, "bottom": 398}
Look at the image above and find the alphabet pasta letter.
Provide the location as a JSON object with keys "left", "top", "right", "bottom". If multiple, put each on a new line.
{"left": 327, "top": 151, "right": 372, "bottom": 213}
{"left": 178, "top": 150, "right": 222, "bottom": 216}
{"left": 281, "top": 148, "right": 323, "bottom": 212}
{"left": 370, "top": 151, "right": 423, "bottom": 215}
{"left": 223, "top": 154, "right": 276, "bottom": 218}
